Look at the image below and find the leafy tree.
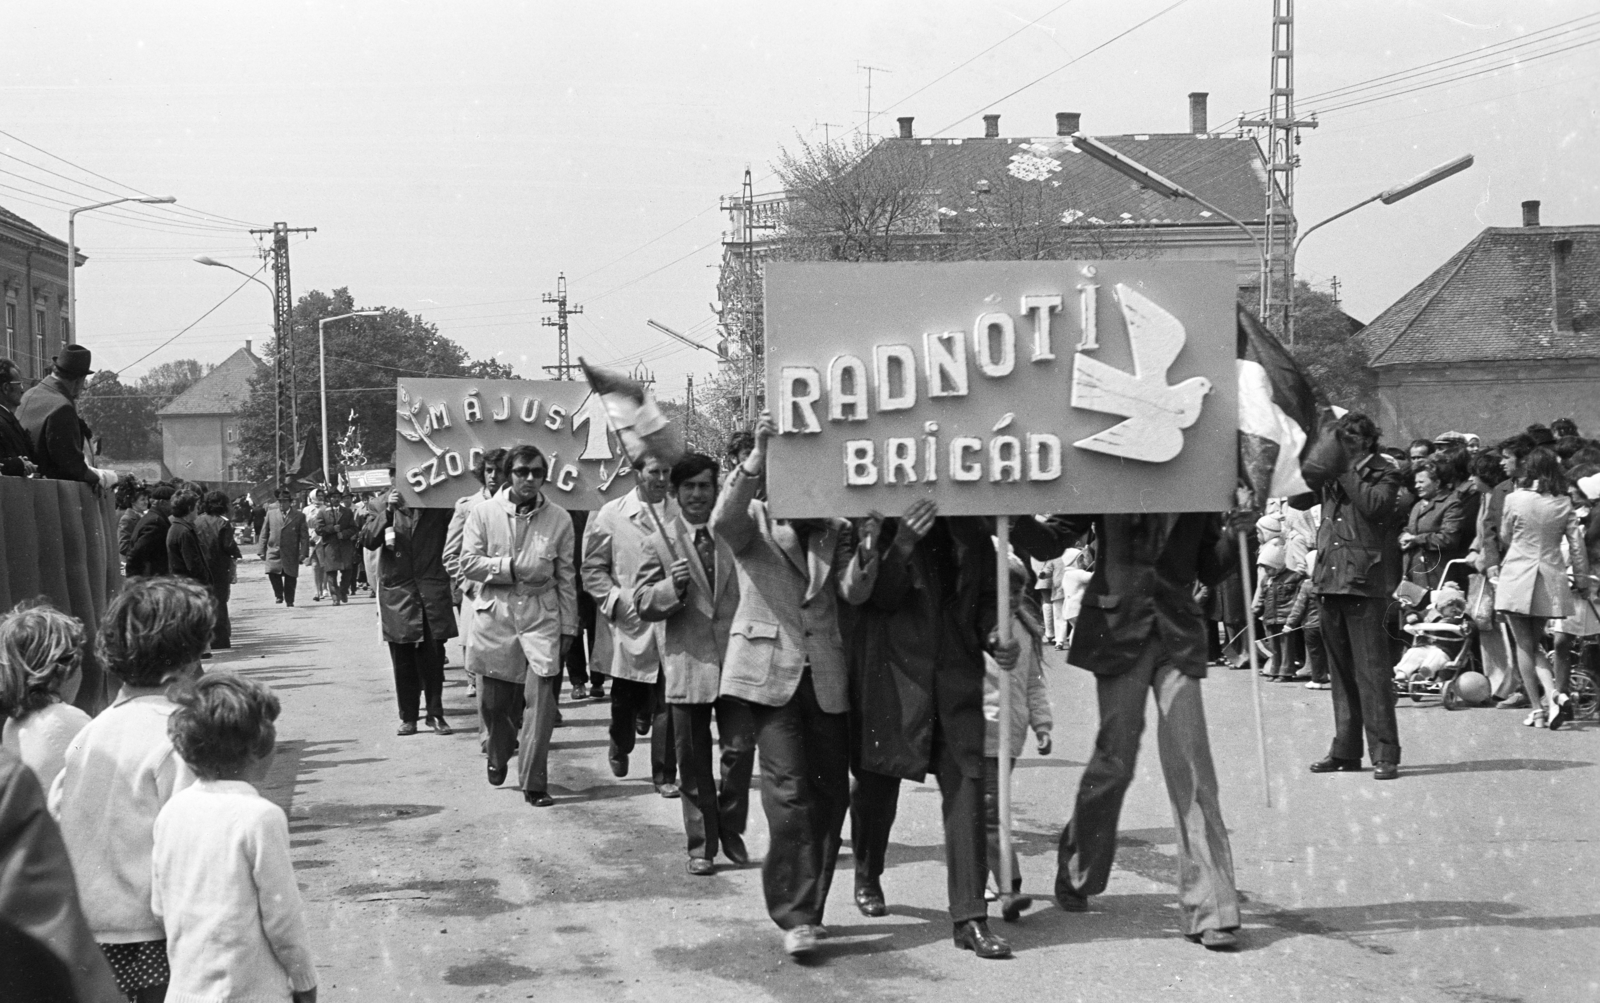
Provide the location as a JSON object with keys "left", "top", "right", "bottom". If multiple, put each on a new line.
{"left": 1287, "top": 281, "right": 1377, "bottom": 414}
{"left": 138, "top": 359, "right": 212, "bottom": 410}
{"left": 78, "top": 372, "right": 159, "bottom": 460}
{"left": 236, "top": 287, "right": 516, "bottom": 481}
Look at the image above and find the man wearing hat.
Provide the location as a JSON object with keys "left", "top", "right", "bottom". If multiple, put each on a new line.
{"left": 16, "top": 345, "right": 119, "bottom": 487}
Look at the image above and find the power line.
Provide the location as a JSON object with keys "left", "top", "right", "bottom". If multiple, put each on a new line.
{"left": 110, "top": 269, "right": 265, "bottom": 376}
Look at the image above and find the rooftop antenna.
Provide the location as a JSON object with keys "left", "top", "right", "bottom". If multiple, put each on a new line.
{"left": 856, "top": 63, "right": 892, "bottom": 143}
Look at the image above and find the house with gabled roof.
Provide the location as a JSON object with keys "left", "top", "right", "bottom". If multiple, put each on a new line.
{"left": 1360, "top": 200, "right": 1598, "bottom": 443}
{"left": 157, "top": 343, "right": 266, "bottom": 482}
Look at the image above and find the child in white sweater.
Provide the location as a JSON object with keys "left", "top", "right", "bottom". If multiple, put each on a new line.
{"left": 0, "top": 598, "right": 92, "bottom": 792}
{"left": 50, "top": 577, "right": 213, "bottom": 1002}
{"left": 154, "top": 672, "right": 317, "bottom": 1003}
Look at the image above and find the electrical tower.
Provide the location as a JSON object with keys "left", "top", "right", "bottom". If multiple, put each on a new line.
{"left": 1239, "top": 0, "right": 1316, "bottom": 339}
{"left": 541, "top": 273, "right": 583, "bottom": 380}
{"left": 716, "top": 168, "right": 780, "bottom": 426}
{"left": 249, "top": 221, "right": 317, "bottom": 484}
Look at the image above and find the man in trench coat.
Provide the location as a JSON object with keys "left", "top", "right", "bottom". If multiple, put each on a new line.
{"left": 258, "top": 488, "right": 310, "bottom": 605}
{"left": 634, "top": 452, "right": 753, "bottom": 875}
{"left": 313, "top": 488, "right": 360, "bottom": 604}
{"left": 459, "top": 445, "right": 578, "bottom": 807}
{"left": 582, "top": 456, "right": 680, "bottom": 795}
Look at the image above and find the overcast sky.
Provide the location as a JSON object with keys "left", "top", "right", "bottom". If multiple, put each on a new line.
{"left": 4, "top": 0, "right": 1595, "bottom": 398}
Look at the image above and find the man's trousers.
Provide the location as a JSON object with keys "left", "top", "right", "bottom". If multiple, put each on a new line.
{"left": 1318, "top": 594, "right": 1401, "bottom": 765}
{"left": 747, "top": 670, "right": 850, "bottom": 930}
{"left": 480, "top": 673, "right": 560, "bottom": 792}
{"left": 267, "top": 571, "right": 297, "bottom": 606}
{"left": 609, "top": 676, "right": 676, "bottom": 786}
{"left": 850, "top": 731, "right": 988, "bottom": 924}
{"left": 1055, "top": 650, "right": 1240, "bottom": 936}
{"left": 389, "top": 638, "right": 445, "bottom": 724}
{"left": 669, "top": 699, "right": 755, "bottom": 860}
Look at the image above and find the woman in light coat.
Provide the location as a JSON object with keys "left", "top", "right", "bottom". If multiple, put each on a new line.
{"left": 1494, "top": 447, "right": 1592, "bottom": 728}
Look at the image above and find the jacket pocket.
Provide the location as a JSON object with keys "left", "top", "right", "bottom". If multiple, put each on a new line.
{"left": 731, "top": 619, "right": 779, "bottom": 640}
{"left": 727, "top": 619, "right": 779, "bottom": 685}
{"left": 472, "top": 596, "right": 497, "bottom": 614}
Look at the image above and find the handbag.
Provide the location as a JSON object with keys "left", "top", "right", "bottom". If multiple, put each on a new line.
{"left": 1466, "top": 573, "right": 1495, "bottom": 629}
{"left": 1392, "top": 579, "right": 1429, "bottom": 608}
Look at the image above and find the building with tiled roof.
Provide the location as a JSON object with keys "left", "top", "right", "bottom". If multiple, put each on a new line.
{"left": 1361, "top": 200, "right": 1598, "bottom": 442}
{"left": 1, "top": 204, "right": 81, "bottom": 381}
{"left": 157, "top": 344, "right": 266, "bottom": 481}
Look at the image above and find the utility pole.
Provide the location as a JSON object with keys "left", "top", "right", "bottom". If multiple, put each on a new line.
{"left": 685, "top": 373, "right": 695, "bottom": 449}
{"left": 249, "top": 221, "right": 317, "bottom": 482}
{"left": 1239, "top": 0, "right": 1316, "bottom": 341}
{"left": 856, "top": 63, "right": 892, "bottom": 143}
{"left": 541, "top": 273, "right": 583, "bottom": 380}
{"left": 1329, "top": 275, "right": 1341, "bottom": 307}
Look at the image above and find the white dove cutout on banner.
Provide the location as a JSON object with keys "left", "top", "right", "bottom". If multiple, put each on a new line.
{"left": 1070, "top": 283, "right": 1212, "bottom": 463}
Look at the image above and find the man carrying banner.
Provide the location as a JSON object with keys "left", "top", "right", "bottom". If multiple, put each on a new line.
{"left": 634, "top": 452, "right": 755, "bottom": 876}
{"left": 1052, "top": 507, "right": 1257, "bottom": 951}
{"left": 582, "top": 454, "right": 680, "bottom": 797}
{"left": 711, "top": 412, "right": 878, "bottom": 958}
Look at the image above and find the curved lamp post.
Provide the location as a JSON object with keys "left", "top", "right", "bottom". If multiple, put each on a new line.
{"left": 317, "top": 311, "right": 382, "bottom": 484}
{"left": 67, "top": 196, "right": 177, "bottom": 344}
{"left": 195, "top": 255, "right": 281, "bottom": 484}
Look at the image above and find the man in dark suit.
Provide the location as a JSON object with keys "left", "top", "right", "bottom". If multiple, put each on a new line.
{"left": 125, "top": 484, "right": 176, "bottom": 577}
{"left": 1053, "top": 508, "right": 1256, "bottom": 952}
{"left": 0, "top": 359, "right": 38, "bottom": 477}
{"left": 16, "top": 345, "right": 117, "bottom": 488}
{"left": 1298, "top": 413, "right": 1413, "bottom": 781}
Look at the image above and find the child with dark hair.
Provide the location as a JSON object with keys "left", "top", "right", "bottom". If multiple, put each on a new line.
{"left": 154, "top": 673, "right": 317, "bottom": 1003}
{"left": 0, "top": 599, "right": 89, "bottom": 791}
{"left": 49, "top": 577, "right": 213, "bottom": 1002}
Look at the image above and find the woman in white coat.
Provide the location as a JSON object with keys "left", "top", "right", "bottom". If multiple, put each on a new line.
{"left": 459, "top": 445, "right": 579, "bottom": 806}
{"left": 1494, "top": 447, "right": 1592, "bottom": 729}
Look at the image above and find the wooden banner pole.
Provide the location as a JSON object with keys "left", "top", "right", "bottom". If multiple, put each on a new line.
{"left": 1237, "top": 528, "right": 1273, "bottom": 808}
{"left": 996, "top": 515, "right": 1017, "bottom": 906}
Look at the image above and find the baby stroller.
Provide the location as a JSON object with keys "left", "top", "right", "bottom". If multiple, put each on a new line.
{"left": 1395, "top": 561, "right": 1479, "bottom": 709}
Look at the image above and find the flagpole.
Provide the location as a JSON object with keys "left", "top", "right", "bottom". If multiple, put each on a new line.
{"left": 1236, "top": 509, "right": 1272, "bottom": 809}
{"left": 995, "top": 515, "right": 1018, "bottom": 913}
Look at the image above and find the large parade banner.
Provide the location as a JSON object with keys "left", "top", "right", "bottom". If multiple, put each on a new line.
{"left": 394, "top": 378, "right": 637, "bottom": 510}
{"left": 763, "top": 260, "right": 1238, "bottom": 518}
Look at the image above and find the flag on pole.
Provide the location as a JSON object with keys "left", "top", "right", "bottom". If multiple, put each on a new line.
{"left": 578, "top": 358, "right": 685, "bottom": 465}
{"left": 1236, "top": 304, "right": 1323, "bottom": 505}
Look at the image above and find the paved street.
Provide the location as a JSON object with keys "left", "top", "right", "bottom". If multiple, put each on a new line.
{"left": 218, "top": 558, "right": 1598, "bottom": 1002}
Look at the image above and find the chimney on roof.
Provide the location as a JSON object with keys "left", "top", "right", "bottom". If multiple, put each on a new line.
{"left": 1056, "top": 112, "right": 1081, "bottom": 136}
{"left": 1552, "top": 238, "right": 1575, "bottom": 333}
{"left": 1188, "top": 92, "right": 1209, "bottom": 134}
{"left": 897, "top": 116, "right": 914, "bottom": 139}
{"left": 245, "top": 339, "right": 252, "bottom": 354}
{"left": 1522, "top": 200, "right": 1541, "bottom": 227}
{"left": 983, "top": 114, "right": 1000, "bottom": 138}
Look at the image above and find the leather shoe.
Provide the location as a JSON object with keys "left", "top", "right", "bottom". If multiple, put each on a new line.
{"left": 952, "top": 919, "right": 1012, "bottom": 959}
{"left": 609, "top": 752, "right": 628, "bottom": 778}
{"left": 487, "top": 762, "right": 507, "bottom": 787}
{"left": 1054, "top": 885, "right": 1089, "bottom": 912}
{"left": 686, "top": 857, "right": 715, "bottom": 877}
{"left": 1309, "top": 755, "right": 1362, "bottom": 774}
{"left": 855, "top": 883, "right": 888, "bottom": 917}
{"left": 1372, "top": 762, "right": 1399, "bottom": 780}
{"left": 721, "top": 832, "right": 749, "bottom": 866}
{"left": 524, "top": 790, "right": 554, "bottom": 807}
{"left": 634, "top": 714, "right": 651, "bottom": 736}
{"left": 1189, "top": 928, "right": 1239, "bottom": 951}
{"left": 656, "top": 782, "right": 681, "bottom": 799}
{"left": 428, "top": 717, "right": 452, "bottom": 736}
{"left": 782, "top": 925, "right": 819, "bottom": 957}
{"left": 396, "top": 721, "right": 418, "bottom": 736}
{"left": 999, "top": 892, "right": 1034, "bottom": 923}
{"left": 1496, "top": 691, "right": 1529, "bottom": 709}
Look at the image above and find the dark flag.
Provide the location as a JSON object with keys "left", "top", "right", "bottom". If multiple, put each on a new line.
{"left": 1236, "top": 303, "right": 1322, "bottom": 504}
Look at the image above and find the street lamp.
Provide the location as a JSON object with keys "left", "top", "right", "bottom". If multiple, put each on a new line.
{"left": 317, "top": 310, "right": 382, "bottom": 484}
{"left": 1071, "top": 135, "right": 1270, "bottom": 318}
{"left": 1287, "top": 153, "right": 1473, "bottom": 343}
{"left": 68, "top": 196, "right": 177, "bottom": 344}
{"left": 195, "top": 255, "right": 282, "bottom": 485}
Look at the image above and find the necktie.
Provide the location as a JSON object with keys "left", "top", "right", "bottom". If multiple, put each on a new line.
{"left": 695, "top": 526, "right": 715, "bottom": 593}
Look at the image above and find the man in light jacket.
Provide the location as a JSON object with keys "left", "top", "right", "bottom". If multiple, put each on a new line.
{"left": 711, "top": 411, "right": 878, "bottom": 958}
{"left": 635, "top": 452, "right": 753, "bottom": 876}
{"left": 582, "top": 455, "right": 679, "bottom": 797}
{"left": 460, "top": 445, "right": 578, "bottom": 807}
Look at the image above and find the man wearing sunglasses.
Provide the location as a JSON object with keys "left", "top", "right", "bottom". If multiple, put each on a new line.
{"left": 0, "top": 359, "right": 38, "bottom": 477}
{"left": 460, "top": 445, "right": 579, "bottom": 807}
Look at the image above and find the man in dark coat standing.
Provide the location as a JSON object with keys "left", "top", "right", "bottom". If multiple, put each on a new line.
{"left": 848, "top": 502, "right": 1068, "bottom": 958}
{"left": 15, "top": 345, "right": 117, "bottom": 488}
{"left": 125, "top": 484, "right": 175, "bottom": 577}
{"left": 362, "top": 486, "right": 458, "bottom": 736}
{"left": 0, "top": 358, "right": 38, "bottom": 477}
{"left": 1053, "top": 508, "right": 1255, "bottom": 951}
{"left": 1298, "top": 412, "right": 1413, "bottom": 781}
{"left": 166, "top": 490, "right": 213, "bottom": 588}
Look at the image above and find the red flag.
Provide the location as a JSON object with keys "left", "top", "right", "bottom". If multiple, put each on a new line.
{"left": 1236, "top": 304, "right": 1323, "bottom": 504}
